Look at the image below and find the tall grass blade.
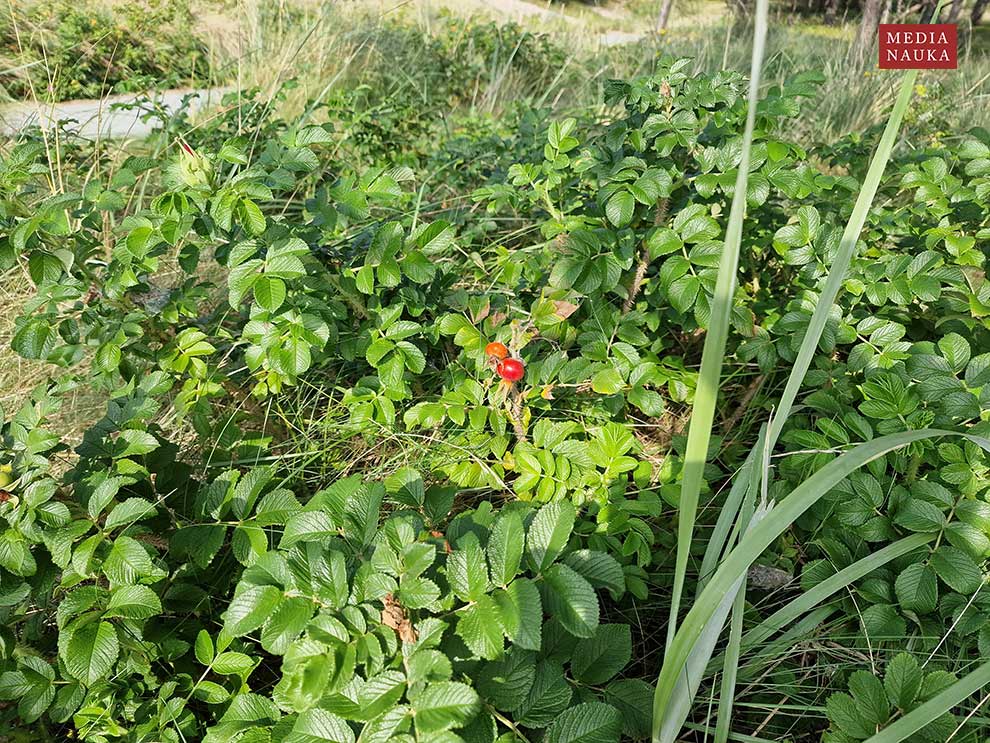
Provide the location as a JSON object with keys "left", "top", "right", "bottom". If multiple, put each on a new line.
{"left": 665, "top": 0, "right": 769, "bottom": 652}
{"left": 733, "top": 606, "right": 837, "bottom": 684}
{"left": 658, "top": 55, "right": 926, "bottom": 743}
{"left": 765, "top": 67, "right": 918, "bottom": 450}
{"left": 704, "top": 533, "right": 934, "bottom": 677}
{"left": 863, "top": 661, "right": 990, "bottom": 743}
{"left": 652, "top": 430, "right": 990, "bottom": 742}
{"left": 656, "top": 499, "right": 770, "bottom": 743}
{"left": 738, "top": 533, "right": 935, "bottom": 653}
{"left": 712, "top": 435, "right": 764, "bottom": 743}
{"left": 697, "top": 445, "right": 755, "bottom": 592}
{"left": 713, "top": 533, "right": 748, "bottom": 743}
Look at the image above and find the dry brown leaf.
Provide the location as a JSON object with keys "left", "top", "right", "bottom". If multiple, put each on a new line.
{"left": 381, "top": 593, "right": 418, "bottom": 643}
{"left": 552, "top": 300, "right": 580, "bottom": 320}
{"left": 471, "top": 300, "right": 491, "bottom": 324}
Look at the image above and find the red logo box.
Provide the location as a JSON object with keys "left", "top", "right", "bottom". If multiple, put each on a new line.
{"left": 879, "top": 24, "right": 957, "bottom": 69}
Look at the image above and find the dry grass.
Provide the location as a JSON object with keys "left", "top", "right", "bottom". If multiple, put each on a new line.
{"left": 0, "top": 269, "right": 106, "bottom": 441}
{"left": 0, "top": 268, "right": 45, "bottom": 414}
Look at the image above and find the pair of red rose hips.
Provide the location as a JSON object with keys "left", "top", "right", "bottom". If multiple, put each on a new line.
{"left": 485, "top": 341, "right": 524, "bottom": 382}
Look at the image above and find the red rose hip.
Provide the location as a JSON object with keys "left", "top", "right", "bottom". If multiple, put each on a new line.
{"left": 497, "top": 358, "right": 525, "bottom": 382}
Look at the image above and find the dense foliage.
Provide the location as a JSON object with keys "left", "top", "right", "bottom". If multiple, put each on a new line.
{"left": 0, "top": 0, "right": 212, "bottom": 101}
{"left": 0, "top": 44, "right": 989, "bottom": 742}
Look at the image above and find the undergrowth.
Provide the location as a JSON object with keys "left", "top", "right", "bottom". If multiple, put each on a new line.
{"left": 0, "top": 3, "right": 989, "bottom": 743}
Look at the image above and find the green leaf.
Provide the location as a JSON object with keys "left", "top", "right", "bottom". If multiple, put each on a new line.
{"left": 884, "top": 653, "right": 922, "bottom": 710}
{"left": 0, "top": 657, "right": 54, "bottom": 724}
{"left": 628, "top": 386, "right": 665, "bottom": 416}
{"left": 358, "top": 707, "right": 411, "bottom": 743}
{"left": 514, "top": 661, "right": 572, "bottom": 728}
{"left": 666, "top": 275, "right": 700, "bottom": 314}
{"left": 447, "top": 535, "right": 490, "bottom": 602}
{"left": 605, "top": 191, "right": 635, "bottom": 228}
{"left": 193, "top": 680, "right": 230, "bottom": 704}
{"left": 104, "top": 498, "right": 156, "bottom": 530}
{"left": 938, "top": 332, "right": 970, "bottom": 373}
{"left": 605, "top": 680, "right": 653, "bottom": 739}
{"left": 894, "top": 564, "right": 937, "bottom": 614}
{"left": 893, "top": 499, "right": 945, "bottom": 533}
{"left": 286, "top": 709, "right": 356, "bottom": 743}
{"left": 171, "top": 524, "right": 227, "bottom": 569}
{"left": 827, "top": 692, "right": 873, "bottom": 739}
{"left": 562, "top": 550, "right": 625, "bottom": 598}
{"left": 280, "top": 511, "right": 337, "bottom": 548}
{"left": 254, "top": 276, "right": 287, "bottom": 312}
{"left": 217, "top": 693, "right": 280, "bottom": 730}
{"left": 861, "top": 604, "right": 906, "bottom": 638}
{"left": 541, "top": 563, "right": 599, "bottom": 638}
{"left": 115, "top": 430, "right": 159, "bottom": 457}
{"left": 849, "top": 670, "right": 890, "bottom": 726}
{"left": 12, "top": 318, "right": 54, "bottom": 359}
{"left": 944, "top": 522, "right": 990, "bottom": 559}
{"left": 571, "top": 624, "right": 631, "bottom": 685}
{"left": 458, "top": 595, "right": 504, "bottom": 660}
{"left": 104, "top": 585, "right": 162, "bottom": 619}
{"left": 195, "top": 630, "right": 214, "bottom": 665}
{"left": 545, "top": 702, "right": 622, "bottom": 743}
{"left": 494, "top": 578, "right": 542, "bottom": 651}
{"left": 359, "top": 670, "right": 406, "bottom": 721}
{"left": 102, "top": 536, "right": 164, "bottom": 585}
{"left": 228, "top": 259, "right": 262, "bottom": 306}
{"left": 487, "top": 511, "right": 524, "bottom": 587}
{"left": 930, "top": 545, "right": 983, "bottom": 594}
{"left": 475, "top": 648, "right": 535, "bottom": 712}
{"left": 224, "top": 584, "right": 283, "bottom": 637}
{"left": 412, "top": 681, "right": 481, "bottom": 734}
{"left": 238, "top": 198, "right": 267, "bottom": 236}
{"left": 527, "top": 501, "right": 575, "bottom": 573}
{"left": 212, "top": 652, "right": 256, "bottom": 675}
{"left": 94, "top": 342, "right": 121, "bottom": 373}
{"left": 591, "top": 368, "right": 625, "bottom": 395}
{"left": 261, "top": 596, "right": 313, "bottom": 654}
{"left": 64, "top": 621, "right": 118, "bottom": 685}
{"left": 864, "top": 661, "right": 990, "bottom": 743}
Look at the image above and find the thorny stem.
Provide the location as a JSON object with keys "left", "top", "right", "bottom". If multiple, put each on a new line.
{"left": 509, "top": 385, "right": 526, "bottom": 442}
{"left": 622, "top": 197, "right": 669, "bottom": 314}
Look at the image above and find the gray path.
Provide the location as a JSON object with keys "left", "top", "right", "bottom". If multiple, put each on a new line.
{"left": 0, "top": 87, "right": 231, "bottom": 139}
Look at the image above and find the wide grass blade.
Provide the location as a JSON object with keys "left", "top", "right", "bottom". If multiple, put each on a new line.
{"left": 696, "top": 443, "right": 756, "bottom": 592}
{"left": 863, "top": 661, "right": 990, "bottom": 743}
{"left": 652, "top": 430, "right": 990, "bottom": 741}
{"left": 665, "top": 0, "right": 770, "bottom": 652}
